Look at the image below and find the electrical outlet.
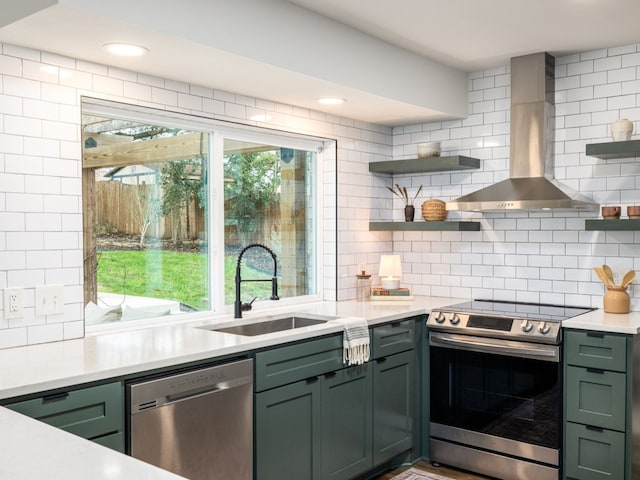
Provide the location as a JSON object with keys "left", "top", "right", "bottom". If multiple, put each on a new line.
{"left": 4, "top": 288, "right": 23, "bottom": 319}
{"left": 35, "top": 284, "right": 65, "bottom": 316}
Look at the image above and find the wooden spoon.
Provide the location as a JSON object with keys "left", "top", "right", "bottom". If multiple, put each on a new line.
{"left": 593, "top": 267, "right": 611, "bottom": 286}
{"left": 620, "top": 270, "right": 636, "bottom": 289}
{"left": 603, "top": 265, "right": 615, "bottom": 286}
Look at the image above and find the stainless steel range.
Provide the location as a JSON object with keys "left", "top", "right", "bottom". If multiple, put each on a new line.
{"left": 427, "top": 300, "right": 594, "bottom": 480}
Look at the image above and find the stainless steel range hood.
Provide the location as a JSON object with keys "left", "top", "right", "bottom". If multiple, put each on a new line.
{"left": 446, "top": 53, "right": 598, "bottom": 212}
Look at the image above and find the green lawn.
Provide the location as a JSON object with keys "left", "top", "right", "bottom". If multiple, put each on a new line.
{"left": 97, "top": 250, "right": 275, "bottom": 310}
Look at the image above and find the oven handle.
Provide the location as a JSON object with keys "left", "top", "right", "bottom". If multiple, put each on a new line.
{"left": 429, "top": 331, "right": 560, "bottom": 362}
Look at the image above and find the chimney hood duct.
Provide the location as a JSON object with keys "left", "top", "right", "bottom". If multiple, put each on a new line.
{"left": 446, "top": 52, "right": 598, "bottom": 212}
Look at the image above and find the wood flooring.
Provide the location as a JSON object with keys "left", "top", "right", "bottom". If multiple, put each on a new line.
{"left": 376, "top": 460, "right": 491, "bottom": 479}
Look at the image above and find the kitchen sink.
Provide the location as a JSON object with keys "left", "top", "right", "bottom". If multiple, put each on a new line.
{"left": 199, "top": 314, "right": 337, "bottom": 336}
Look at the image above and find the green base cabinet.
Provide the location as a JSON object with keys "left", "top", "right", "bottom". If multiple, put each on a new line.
{"left": 255, "top": 316, "right": 422, "bottom": 480}
{"left": 255, "top": 364, "right": 371, "bottom": 480}
{"left": 372, "top": 350, "right": 415, "bottom": 465}
{"left": 3, "top": 381, "right": 125, "bottom": 453}
{"left": 564, "top": 329, "right": 640, "bottom": 480}
{"left": 255, "top": 378, "right": 322, "bottom": 480}
{"left": 321, "top": 366, "right": 372, "bottom": 480}
{"left": 565, "top": 422, "right": 625, "bottom": 480}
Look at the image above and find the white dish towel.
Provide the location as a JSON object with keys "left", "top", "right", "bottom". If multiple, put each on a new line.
{"left": 337, "top": 317, "right": 370, "bottom": 366}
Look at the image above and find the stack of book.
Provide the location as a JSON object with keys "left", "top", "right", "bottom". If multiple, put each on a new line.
{"left": 370, "top": 286, "right": 414, "bottom": 301}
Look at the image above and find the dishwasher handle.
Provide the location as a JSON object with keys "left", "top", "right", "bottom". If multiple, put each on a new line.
{"left": 129, "top": 358, "right": 253, "bottom": 414}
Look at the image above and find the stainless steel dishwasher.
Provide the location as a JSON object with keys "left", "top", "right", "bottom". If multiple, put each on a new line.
{"left": 127, "top": 358, "right": 253, "bottom": 480}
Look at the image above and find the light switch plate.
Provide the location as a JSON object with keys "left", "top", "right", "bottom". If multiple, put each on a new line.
{"left": 35, "top": 284, "right": 64, "bottom": 316}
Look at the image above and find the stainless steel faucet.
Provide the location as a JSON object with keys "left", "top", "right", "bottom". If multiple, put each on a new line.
{"left": 234, "top": 243, "right": 279, "bottom": 318}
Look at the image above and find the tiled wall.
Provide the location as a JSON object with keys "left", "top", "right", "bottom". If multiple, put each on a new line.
{"left": 0, "top": 42, "right": 391, "bottom": 348}
{"left": 387, "top": 44, "right": 640, "bottom": 310}
{"left": 2, "top": 39, "right": 639, "bottom": 349}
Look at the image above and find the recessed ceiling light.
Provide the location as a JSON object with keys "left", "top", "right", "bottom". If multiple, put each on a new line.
{"left": 103, "top": 43, "right": 149, "bottom": 57}
{"left": 318, "top": 97, "right": 346, "bottom": 105}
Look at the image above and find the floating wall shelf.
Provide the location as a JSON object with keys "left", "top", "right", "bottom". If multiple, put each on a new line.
{"left": 585, "top": 140, "right": 640, "bottom": 159}
{"left": 368, "top": 155, "right": 480, "bottom": 174}
{"left": 369, "top": 221, "right": 481, "bottom": 232}
{"left": 585, "top": 219, "right": 640, "bottom": 231}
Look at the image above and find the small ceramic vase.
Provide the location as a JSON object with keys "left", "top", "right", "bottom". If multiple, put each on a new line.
{"left": 611, "top": 119, "right": 633, "bottom": 142}
{"left": 603, "top": 286, "right": 630, "bottom": 314}
{"left": 404, "top": 205, "right": 415, "bottom": 222}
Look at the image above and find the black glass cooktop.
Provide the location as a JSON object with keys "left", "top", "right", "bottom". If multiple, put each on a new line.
{"left": 438, "top": 299, "right": 594, "bottom": 322}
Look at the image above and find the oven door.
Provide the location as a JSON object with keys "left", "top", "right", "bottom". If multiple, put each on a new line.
{"left": 429, "top": 331, "right": 561, "bottom": 468}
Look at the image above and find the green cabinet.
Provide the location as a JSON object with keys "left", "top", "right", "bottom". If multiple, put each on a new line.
{"left": 3, "top": 381, "right": 125, "bottom": 453}
{"left": 564, "top": 329, "right": 637, "bottom": 480}
{"left": 321, "top": 366, "right": 372, "bottom": 480}
{"left": 565, "top": 422, "right": 625, "bottom": 480}
{"left": 372, "top": 349, "right": 415, "bottom": 464}
{"left": 254, "top": 317, "right": 421, "bottom": 480}
{"left": 255, "top": 377, "right": 322, "bottom": 480}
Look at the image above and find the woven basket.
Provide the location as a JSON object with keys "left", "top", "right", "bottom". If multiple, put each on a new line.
{"left": 421, "top": 199, "right": 447, "bottom": 221}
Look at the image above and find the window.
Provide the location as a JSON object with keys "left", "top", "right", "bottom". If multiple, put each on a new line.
{"left": 81, "top": 99, "right": 327, "bottom": 327}
{"left": 222, "top": 137, "right": 318, "bottom": 305}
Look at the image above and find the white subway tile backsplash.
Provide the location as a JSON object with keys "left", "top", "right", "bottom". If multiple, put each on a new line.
{"left": 594, "top": 56, "right": 622, "bottom": 71}
{"left": 0, "top": 40, "right": 639, "bottom": 348}
{"left": 608, "top": 67, "right": 637, "bottom": 83}
{"left": 568, "top": 60, "right": 594, "bottom": 76}
{"left": 608, "top": 94, "right": 637, "bottom": 109}
{"left": 28, "top": 323, "right": 63, "bottom": 344}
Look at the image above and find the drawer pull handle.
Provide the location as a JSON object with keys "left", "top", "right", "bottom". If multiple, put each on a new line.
{"left": 586, "top": 367, "right": 605, "bottom": 374}
{"left": 391, "top": 322, "right": 402, "bottom": 328}
{"left": 586, "top": 332, "right": 605, "bottom": 338}
{"left": 377, "top": 357, "right": 387, "bottom": 364}
{"left": 324, "top": 372, "right": 336, "bottom": 379}
{"left": 42, "top": 392, "right": 69, "bottom": 402}
{"left": 306, "top": 376, "right": 319, "bottom": 384}
{"left": 586, "top": 425, "right": 604, "bottom": 432}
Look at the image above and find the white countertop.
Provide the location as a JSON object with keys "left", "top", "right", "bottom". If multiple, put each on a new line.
{"left": 2, "top": 296, "right": 639, "bottom": 480}
{"left": 0, "top": 297, "right": 451, "bottom": 480}
{"left": 562, "top": 308, "right": 640, "bottom": 334}
{"left": 0, "top": 297, "right": 455, "bottom": 399}
{"left": 0, "top": 406, "right": 186, "bottom": 480}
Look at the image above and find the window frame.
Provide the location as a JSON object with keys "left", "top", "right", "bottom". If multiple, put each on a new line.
{"left": 82, "top": 97, "right": 330, "bottom": 330}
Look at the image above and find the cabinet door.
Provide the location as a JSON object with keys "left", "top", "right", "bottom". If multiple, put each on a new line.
{"left": 565, "top": 422, "right": 625, "bottom": 480}
{"left": 321, "top": 364, "right": 372, "bottom": 480}
{"left": 372, "top": 349, "right": 416, "bottom": 465}
{"left": 255, "top": 378, "right": 321, "bottom": 480}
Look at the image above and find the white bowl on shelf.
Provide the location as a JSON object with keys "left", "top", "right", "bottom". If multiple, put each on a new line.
{"left": 417, "top": 142, "right": 441, "bottom": 158}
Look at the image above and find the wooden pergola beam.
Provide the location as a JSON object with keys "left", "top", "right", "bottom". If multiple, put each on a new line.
{"left": 83, "top": 133, "right": 206, "bottom": 169}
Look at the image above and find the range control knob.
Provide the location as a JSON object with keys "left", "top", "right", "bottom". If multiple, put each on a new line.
{"left": 450, "top": 313, "right": 460, "bottom": 325}
{"left": 521, "top": 320, "right": 533, "bottom": 333}
{"left": 435, "top": 312, "right": 446, "bottom": 324}
{"left": 538, "top": 322, "right": 551, "bottom": 335}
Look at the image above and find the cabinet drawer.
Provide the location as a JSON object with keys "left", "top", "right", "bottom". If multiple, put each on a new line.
{"left": 5, "top": 381, "right": 123, "bottom": 441}
{"left": 565, "top": 366, "right": 626, "bottom": 431}
{"left": 565, "top": 330, "right": 627, "bottom": 372}
{"left": 565, "top": 422, "right": 625, "bottom": 480}
{"left": 255, "top": 334, "right": 343, "bottom": 391}
{"left": 372, "top": 318, "right": 416, "bottom": 359}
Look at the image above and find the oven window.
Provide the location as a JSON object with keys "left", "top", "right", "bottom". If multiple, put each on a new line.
{"left": 430, "top": 345, "right": 560, "bottom": 449}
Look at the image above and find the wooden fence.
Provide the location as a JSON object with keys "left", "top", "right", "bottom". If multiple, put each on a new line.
{"left": 96, "top": 181, "right": 278, "bottom": 246}
{"left": 95, "top": 181, "right": 204, "bottom": 240}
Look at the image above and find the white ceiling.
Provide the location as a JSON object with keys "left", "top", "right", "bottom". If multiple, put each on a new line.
{"left": 286, "top": 0, "right": 640, "bottom": 71}
{"left": 1, "top": 0, "right": 639, "bottom": 126}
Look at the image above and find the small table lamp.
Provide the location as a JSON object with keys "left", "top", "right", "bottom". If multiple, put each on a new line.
{"left": 379, "top": 254, "right": 402, "bottom": 290}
